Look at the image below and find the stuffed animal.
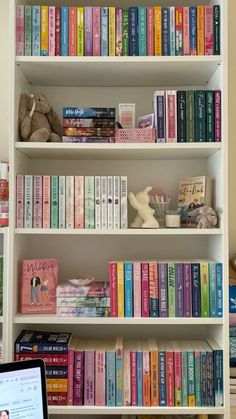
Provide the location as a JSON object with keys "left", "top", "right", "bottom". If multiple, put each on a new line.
{"left": 128, "top": 186, "right": 159, "bottom": 228}
{"left": 18, "top": 92, "right": 62, "bottom": 142}
{"left": 189, "top": 206, "right": 218, "bottom": 229}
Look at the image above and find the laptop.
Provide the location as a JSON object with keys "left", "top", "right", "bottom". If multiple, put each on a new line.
{"left": 0, "top": 359, "right": 48, "bottom": 419}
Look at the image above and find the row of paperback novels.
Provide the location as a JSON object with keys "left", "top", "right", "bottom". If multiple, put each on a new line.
{"left": 16, "top": 5, "right": 220, "bottom": 57}
{"left": 0, "top": 255, "right": 3, "bottom": 316}
{"left": 16, "top": 175, "right": 128, "bottom": 229}
{"left": 153, "top": 90, "right": 221, "bottom": 143}
{"left": 109, "top": 261, "right": 223, "bottom": 318}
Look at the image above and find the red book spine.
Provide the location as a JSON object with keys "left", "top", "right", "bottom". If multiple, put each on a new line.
{"left": 130, "top": 351, "right": 137, "bottom": 406}
{"left": 166, "top": 349, "right": 174, "bottom": 407}
{"left": 109, "top": 262, "right": 118, "bottom": 317}
{"left": 214, "top": 90, "right": 221, "bottom": 142}
{"left": 174, "top": 350, "right": 182, "bottom": 406}
{"left": 205, "top": 5, "right": 213, "bottom": 55}
{"left": 93, "top": 7, "right": 101, "bottom": 56}
{"left": 15, "top": 353, "right": 68, "bottom": 366}
{"left": 141, "top": 262, "right": 149, "bottom": 317}
{"left": 47, "top": 393, "right": 67, "bottom": 405}
{"left": 67, "top": 346, "right": 75, "bottom": 405}
{"left": 55, "top": 6, "right": 61, "bottom": 56}
{"left": 69, "top": 7, "right": 77, "bottom": 56}
{"left": 147, "top": 7, "right": 154, "bottom": 56}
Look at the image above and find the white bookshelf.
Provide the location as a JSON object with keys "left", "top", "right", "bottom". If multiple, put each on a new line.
{"left": 0, "top": 228, "right": 9, "bottom": 363}
{"left": 9, "top": 0, "right": 229, "bottom": 417}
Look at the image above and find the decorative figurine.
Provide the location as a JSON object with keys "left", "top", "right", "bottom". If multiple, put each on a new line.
{"left": 128, "top": 186, "right": 159, "bottom": 228}
{"left": 189, "top": 206, "right": 218, "bottom": 229}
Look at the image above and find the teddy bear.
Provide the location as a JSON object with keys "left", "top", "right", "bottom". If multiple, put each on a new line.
{"left": 189, "top": 206, "right": 218, "bottom": 228}
{"left": 18, "top": 92, "right": 62, "bottom": 142}
{"left": 128, "top": 186, "right": 159, "bottom": 228}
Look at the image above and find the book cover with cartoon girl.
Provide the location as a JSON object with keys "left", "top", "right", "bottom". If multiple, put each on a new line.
{"left": 21, "top": 259, "right": 58, "bottom": 314}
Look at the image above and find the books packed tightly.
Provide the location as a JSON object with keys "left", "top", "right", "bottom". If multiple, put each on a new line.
{"left": 16, "top": 5, "right": 220, "bottom": 57}
{"left": 14, "top": 330, "right": 223, "bottom": 407}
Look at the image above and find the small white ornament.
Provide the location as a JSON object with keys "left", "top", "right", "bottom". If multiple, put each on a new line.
{"left": 128, "top": 186, "right": 159, "bottom": 228}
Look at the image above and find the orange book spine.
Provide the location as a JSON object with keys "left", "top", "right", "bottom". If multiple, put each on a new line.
{"left": 69, "top": 7, "right": 77, "bottom": 56}
{"left": 154, "top": 6, "right": 162, "bottom": 56}
{"left": 142, "top": 350, "right": 151, "bottom": 406}
{"left": 150, "top": 349, "right": 159, "bottom": 406}
{"left": 197, "top": 6, "right": 205, "bottom": 55}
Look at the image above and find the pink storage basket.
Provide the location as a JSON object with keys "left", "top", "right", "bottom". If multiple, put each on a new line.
{"left": 115, "top": 128, "right": 156, "bottom": 143}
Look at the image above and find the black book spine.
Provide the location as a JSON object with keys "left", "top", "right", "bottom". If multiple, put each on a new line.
{"left": 177, "top": 91, "right": 186, "bottom": 142}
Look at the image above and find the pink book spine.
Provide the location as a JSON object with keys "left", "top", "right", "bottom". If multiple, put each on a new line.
{"left": 166, "top": 349, "right": 174, "bottom": 407}
{"left": 214, "top": 90, "right": 221, "bottom": 142}
{"left": 67, "top": 345, "right": 75, "bottom": 405}
{"left": 166, "top": 90, "right": 177, "bottom": 142}
{"left": 33, "top": 175, "right": 42, "bottom": 228}
{"left": 66, "top": 176, "right": 74, "bottom": 228}
{"left": 133, "top": 261, "right": 141, "bottom": 317}
{"left": 74, "top": 351, "right": 84, "bottom": 405}
{"left": 43, "top": 175, "right": 51, "bottom": 228}
{"left": 16, "top": 5, "right": 24, "bottom": 56}
{"left": 116, "top": 7, "right": 122, "bottom": 56}
{"left": 93, "top": 7, "right": 101, "bottom": 56}
{"left": 95, "top": 350, "right": 106, "bottom": 406}
{"left": 183, "top": 7, "right": 190, "bottom": 56}
{"left": 16, "top": 175, "right": 24, "bottom": 228}
{"left": 74, "top": 176, "right": 84, "bottom": 229}
{"left": 69, "top": 7, "right": 77, "bottom": 56}
{"left": 174, "top": 350, "right": 182, "bottom": 406}
{"left": 147, "top": 7, "right": 154, "bottom": 56}
{"left": 84, "top": 351, "right": 95, "bottom": 405}
{"left": 204, "top": 5, "right": 213, "bottom": 55}
{"left": 149, "top": 261, "right": 158, "bottom": 317}
{"left": 130, "top": 351, "right": 137, "bottom": 406}
{"left": 109, "top": 262, "right": 118, "bottom": 317}
{"left": 49, "top": 6, "right": 56, "bottom": 56}
{"left": 141, "top": 262, "right": 149, "bottom": 317}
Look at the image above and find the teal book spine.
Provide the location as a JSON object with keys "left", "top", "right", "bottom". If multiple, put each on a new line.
{"left": 206, "top": 91, "right": 214, "bottom": 142}
{"left": 106, "top": 351, "right": 116, "bottom": 406}
{"left": 137, "top": 350, "right": 143, "bottom": 406}
{"left": 168, "top": 263, "right": 175, "bottom": 317}
{"left": 32, "top": 6, "right": 40, "bottom": 56}
{"left": 122, "top": 9, "right": 129, "bottom": 56}
{"left": 124, "top": 262, "right": 133, "bottom": 317}
{"left": 51, "top": 176, "right": 59, "bottom": 228}
{"left": 138, "top": 7, "right": 147, "bottom": 56}
{"left": 194, "top": 349, "right": 201, "bottom": 406}
{"left": 181, "top": 348, "right": 188, "bottom": 406}
{"left": 209, "top": 262, "right": 217, "bottom": 317}
{"left": 186, "top": 91, "right": 195, "bottom": 142}
{"left": 25, "top": 5, "right": 32, "bottom": 56}
{"left": 195, "top": 90, "right": 206, "bottom": 142}
{"left": 213, "top": 349, "right": 224, "bottom": 406}
{"left": 187, "top": 349, "right": 195, "bottom": 406}
{"left": 115, "top": 345, "right": 123, "bottom": 406}
{"left": 216, "top": 262, "right": 223, "bottom": 317}
{"left": 85, "top": 176, "right": 95, "bottom": 229}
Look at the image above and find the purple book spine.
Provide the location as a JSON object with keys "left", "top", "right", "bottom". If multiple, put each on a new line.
{"left": 84, "top": 350, "right": 95, "bottom": 405}
{"left": 183, "top": 263, "right": 192, "bottom": 317}
{"left": 159, "top": 263, "right": 168, "bottom": 317}
{"left": 214, "top": 90, "right": 221, "bottom": 142}
{"left": 74, "top": 351, "right": 84, "bottom": 405}
{"left": 175, "top": 263, "right": 184, "bottom": 317}
{"left": 85, "top": 7, "right": 93, "bottom": 56}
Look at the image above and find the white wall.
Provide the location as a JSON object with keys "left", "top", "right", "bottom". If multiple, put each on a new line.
{"left": 0, "top": 0, "right": 9, "bottom": 161}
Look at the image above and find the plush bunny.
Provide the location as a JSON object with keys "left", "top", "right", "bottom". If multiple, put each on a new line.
{"left": 18, "top": 92, "right": 62, "bottom": 142}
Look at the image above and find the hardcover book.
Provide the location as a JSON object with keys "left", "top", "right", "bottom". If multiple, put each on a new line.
{"left": 15, "top": 329, "right": 71, "bottom": 353}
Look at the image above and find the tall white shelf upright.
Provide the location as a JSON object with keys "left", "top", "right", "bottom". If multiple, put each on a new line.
{"left": 9, "top": 0, "right": 228, "bottom": 418}
{"left": 0, "top": 227, "right": 9, "bottom": 364}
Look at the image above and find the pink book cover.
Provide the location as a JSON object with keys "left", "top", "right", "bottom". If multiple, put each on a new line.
{"left": 214, "top": 90, "right": 221, "bottom": 142}
{"left": 21, "top": 259, "right": 58, "bottom": 314}
{"left": 166, "top": 90, "right": 177, "bottom": 142}
{"left": 33, "top": 175, "right": 42, "bottom": 228}
{"left": 95, "top": 348, "right": 106, "bottom": 405}
{"left": 49, "top": 6, "right": 55, "bottom": 56}
{"left": 109, "top": 262, "right": 118, "bottom": 317}
{"left": 43, "top": 175, "right": 50, "bottom": 229}
{"left": 149, "top": 261, "right": 158, "bottom": 316}
{"left": 143, "top": 349, "right": 151, "bottom": 406}
{"left": 133, "top": 261, "right": 141, "bottom": 317}
{"left": 130, "top": 351, "right": 137, "bottom": 406}
{"left": 69, "top": 7, "right": 77, "bottom": 56}
{"left": 75, "top": 176, "right": 84, "bottom": 229}
{"left": 183, "top": 263, "right": 192, "bottom": 317}
{"left": 84, "top": 350, "right": 95, "bottom": 405}
{"left": 116, "top": 7, "right": 122, "bottom": 56}
{"left": 166, "top": 346, "right": 174, "bottom": 407}
{"left": 67, "top": 345, "right": 75, "bottom": 405}
{"left": 205, "top": 5, "right": 213, "bottom": 55}
{"left": 147, "top": 7, "right": 154, "bottom": 56}
{"left": 183, "top": 7, "right": 190, "bottom": 56}
{"left": 16, "top": 175, "right": 24, "bottom": 228}
{"left": 174, "top": 347, "right": 182, "bottom": 406}
{"left": 16, "top": 5, "right": 24, "bottom": 56}
{"left": 66, "top": 176, "right": 74, "bottom": 229}
{"left": 93, "top": 7, "right": 101, "bottom": 56}
{"left": 141, "top": 262, "right": 149, "bottom": 317}
{"left": 74, "top": 351, "right": 84, "bottom": 405}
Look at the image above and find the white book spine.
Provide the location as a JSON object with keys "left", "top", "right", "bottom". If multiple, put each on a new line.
{"left": 120, "top": 176, "right": 128, "bottom": 229}
{"left": 24, "top": 175, "right": 33, "bottom": 228}
{"left": 101, "top": 176, "right": 108, "bottom": 229}
{"left": 33, "top": 175, "right": 42, "bottom": 228}
{"left": 107, "top": 175, "right": 113, "bottom": 229}
{"left": 113, "top": 176, "right": 120, "bottom": 229}
{"left": 66, "top": 176, "right": 74, "bottom": 228}
{"left": 59, "top": 176, "right": 66, "bottom": 228}
{"left": 95, "top": 176, "right": 101, "bottom": 229}
{"left": 85, "top": 176, "right": 95, "bottom": 229}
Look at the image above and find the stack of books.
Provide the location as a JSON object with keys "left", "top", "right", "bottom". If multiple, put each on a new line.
{"left": 109, "top": 260, "right": 223, "bottom": 318}
{"left": 56, "top": 280, "right": 110, "bottom": 317}
{"left": 14, "top": 330, "right": 72, "bottom": 405}
{"left": 63, "top": 107, "right": 116, "bottom": 143}
{"left": 16, "top": 5, "right": 220, "bottom": 57}
{"left": 0, "top": 255, "right": 3, "bottom": 316}
{"left": 0, "top": 338, "right": 2, "bottom": 363}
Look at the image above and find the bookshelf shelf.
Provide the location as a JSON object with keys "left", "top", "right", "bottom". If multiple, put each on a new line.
{"left": 48, "top": 406, "right": 225, "bottom": 415}
{"left": 15, "top": 55, "right": 222, "bottom": 87}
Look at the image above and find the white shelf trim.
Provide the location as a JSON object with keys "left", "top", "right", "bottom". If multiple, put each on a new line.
{"left": 48, "top": 406, "right": 225, "bottom": 415}
{"left": 14, "top": 228, "right": 223, "bottom": 235}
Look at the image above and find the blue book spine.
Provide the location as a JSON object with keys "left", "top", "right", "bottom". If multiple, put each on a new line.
{"left": 116, "top": 349, "right": 123, "bottom": 406}
{"left": 189, "top": 6, "right": 197, "bottom": 55}
{"left": 175, "top": 263, "right": 184, "bottom": 317}
{"left": 169, "top": 6, "right": 175, "bottom": 56}
{"left": 201, "top": 350, "right": 207, "bottom": 406}
{"left": 129, "top": 7, "right": 138, "bottom": 56}
{"left": 61, "top": 7, "right": 69, "bottom": 56}
{"left": 230, "top": 286, "right": 236, "bottom": 313}
{"left": 194, "top": 351, "right": 201, "bottom": 406}
{"left": 187, "top": 349, "right": 195, "bottom": 405}
{"left": 159, "top": 263, "right": 168, "bottom": 317}
{"left": 213, "top": 349, "right": 224, "bottom": 407}
{"left": 136, "top": 350, "right": 143, "bottom": 406}
{"left": 63, "top": 107, "right": 116, "bottom": 119}
{"left": 106, "top": 351, "right": 116, "bottom": 406}
{"left": 162, "top": 7, "right": 170, "bottom": 56}
{"left": 209, "top": 263, "right": 217, "bottom": 317}
{"left": 207, "top": 351, "right": 214, "bottom": 406}
{"left": 216, "top": 262, "right": 223, "bottom": 317}
{"left": 138, "top": 7, "right": 146, "bottom": 56}
{"left": 181, "top": 349, "right": 188, "bottom": 406}
{"left": 124, "top": 262, "right": 133, "bottom": 317}
{"left": 32, "top": 6, "right": 40, "bottom": 56}
{"left": 191, "top": 263, "right": 200, "bottom": 317}
{"left": 101, "top": 7, "right": 108, "bottom": 56}
{"left": 159, "top": 350, "right": 166, "bottom": 406}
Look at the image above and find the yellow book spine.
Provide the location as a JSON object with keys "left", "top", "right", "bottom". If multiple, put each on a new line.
{"left": 188, "top": 394, "right": 196, "bottom": 407}
{"left": 41, "top": 6, "right": 49, "bottom": 56}
{"left": 109, "top": 7, "right": 116, "bottom": 56}
{"left": 197, "top": 6, "right": 205, "bottom": 55}
{"left": 117, "top": 261, "right": 124, "bottom": 317}
{"left": 154, "top": 6, "right": 162, "bottom": 56}
{"left": 77, "top": 7, "right": 84, "bottom": 56}
{"left": 46, "top": 378, "right": 68, "bottom": 393}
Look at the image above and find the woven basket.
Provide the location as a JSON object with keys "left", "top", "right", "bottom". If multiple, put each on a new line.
{"left": 115, "top": 128, "right": 156, "bottom": 143}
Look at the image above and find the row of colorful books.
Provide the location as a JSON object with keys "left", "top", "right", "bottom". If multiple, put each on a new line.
{"left": 153, "top": 90, "right": 221, "bottom": 143}
{"left": 16, "top": 175, "right": 128, "bottom": 229}
{"left": 0, "top": 255, "right": 3, "bottom": 316}
{"left": 16, "top": 5, "right": 220, "bottom": 57}
{"left": 109, "top": 261, "right": 223, "bottom": 318}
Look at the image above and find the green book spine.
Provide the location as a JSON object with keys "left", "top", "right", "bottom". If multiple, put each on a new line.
{"left": 181, "top": 348, "right": 188, "bottom": 407}
{"left": 51, "top": 176, "right": 59, "bottom": 229}
{"left": 187, "top": 349, "right": 195, "bottom": 406}
{"left": 194, "top": 349, "right": 201, "bottom": 406}
{"left": 122, "top": 9, "right": 129, "bottom": 56}
{"left": 206, "top": 91, "right": 214, "bottom": 142}
{"left": 195, "top": 90, "right": 206, "bottom": 142}
{"left": 213, "top": 5, "right": 221, "bottom": 55}
{"left": 200, "top": 262, "right": 210, "bottom": 317}
{"left": 138, "top": 7, "right": 147, "bottom": 56}
{"left": 25, "top": 6, "right": 32, "bottom": 56}
{"left": 167, "top": 263, "right": 175, "bottom": 317}
{"left": 85, "top": 176, "right": 95, "bottom": 229}
{"left": 186, "top": 91, "right": 195, "bottom": 142}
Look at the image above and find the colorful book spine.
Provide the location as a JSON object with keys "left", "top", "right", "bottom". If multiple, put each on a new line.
{"left": 94, "top": 176, "right": 101, "bottom": 229}
{"left": 41, "top": 6, "right": 49, "bottom": 56}
{"left": 32, "top": 6, "right": 40, "bottom": 56}
{"left": 122, "top": 9, "right": 129, "bottom": 56}
{"left": 200, "top": 262, "right": 210, "bottom": 317}
{"left": 183, "top": 263, "right": 192, "bottom": 317}
{"left": 141, "top": 262, "right": 149, "bottom": 317}
{"left": 116, "top": 7, "right": 122, "bottom": 56}
{"left": 195, "top": 90, "right": 206, "bottom": 142}
{"left": 214, "top": 90, "right": 221, "bottom": 142}
{"left": 133, "top": 261, "right": 141, "bottom": 317}
{"left": 181, "top": 343, "right": 188, "bottom": 406}
{"left": 49, "top": 6, "right": 55, "bottom": 56}
{"left": 166, "top": 90, "right": 177, "bottom": 143}
{"left": 95, "top": 349, "right": 105, "bottom": 405}
{"left": 154, "top": 91, "right": 165, "bottom": 142}
{"left": 24, "top": 175, "right": 33, "bottom": 228}
{"left": 67, "top": 343, "right": 75, "bottom": 405}
{"left": 159, "top": 345, "right": 166, "bottom": 406}
{"left": 209, "top": 263, "right": 217, "bottom": 317}
{"left": 24, "top": 6, "right": 32, "bottom": 56}
{"left": 169, "top": 6, "right": 175, "bottom": 56}
{"left": 197, "top": 6, "right": 205, "bottom": 55}
{"left": 162, "top": 7, "right": 170, "bottom": 56}
{"left": 166, "top": 345, "right": 174, "bottom": 406}
{"left": 177, "top": 90, "right": 186, "bottom": 142}
{"left": 106, "top": 350, "right": 115, "bottom": 406}
{"left": 168, "top": 263, "right": 175, "bottom": 317}
{"left": 16, "top": 175, "right": 24, "bottom": 228}
{"left": 43, "top": 175, "right": 50, "bottom": 229}
{"left": 149, "top": 262, "right": 158, "bottom": 317}
{"left": 115, "top": 338, "right": 123, "bottom": 406}
{"left": 74, "top": 351, "right": 84, "bottom": 405}
{"left": 183, "top": 7, "right": 189, "bottom": 56}
{"left": 159, "top": 263, "right": 168, "bottom": 317}
{"left": 55, "top": 6, "right": 61, "bottom": 56}
{"left": 194, "top": 345, "right": 201, "bottom": 406}
{"left": 107, "top": 176, "right": 113, "bottom": 229}
{"left": 191, "top": 263, "right": 200, "bottom": 317}
{"left": 66, "top": 176, "right": 74, "bottom": 228}
{"left": 149, "top": 342, "right": 158, "bottom": 406}
{"left": 147, "top": 7, "right": 154, "bottom": 56}
{"left": 69, "top": 7, "right": 77, "bottom": 56}
{"left": 206, "top": 90, "right": 215, "bottom": 142}
{"left": 84, "top": 7, "right": 93, "bottom": 56}
{"left": 173, "top": 343, "right": 182, "bottom": 406}
{"left": 51, "top": 176, "right": 59, "bottom": 228}
{"left": 74, "top": 176, "right": 84, "bottom": 229}
{"left": 84, "top": 351, "right": 95, "bottom": 405}
{"left": 61, "top": 7, "right": 69, "bottom": 56}
{"left": 121, "top": 176, "right": 128, "bottom": 229}
{"left": 216, "top": 262, "right": 223, "bottom": 317}
{"left": 175, "top": 7, "right": 183, "bottom": 56}
{"left": 205, "top": 5, "right": 213, "bottom": 55}
{"left": 113, "top": 176, "right": 120, "bottom": 229}
{"left": 214, "top": 5, "right": 221, "bottom": 55}
{"left": 117, "top": 261, "right": 124, "bottom": 317}
{"left": 136, "top": 349, "right": 143, "bottom": 406}
{"left": 16, "top": 5, "right": 25, "bottom": 56}
{"left": 186, "top": 90, "right": 195, "bottom": 142}
{"left": 84, "top": 176, "right": 95, "bottom": 229}
{"left": 130, "top": 350, "right": 137, "bottom": 406}
{"left": 187, "top": 347, "right": 195, "bottom": 406}
{"left": 142, "top": 348, "right": 150, "bottom": 406}
{"left": 109, "top": 7, "right": 116, "bottom": 56}
{"left": 123, "top": 346, "right": 131, "bottom": 405}
{"left": 124, "top": 262, "right": 133, "bottom": 317}
{"left": 109, "top": 262, "right": 118, "bottom": 317}
{"left": 175, "top": 263, "right": 183, "bottom": 317}
{"left": 77, "top": 7, "right": 84, "bottom": 56}
{"left": 93, "top": 7, "right": 101, "bottom": 56}
{"left": 101, "top": 176, "right": 107, "bottom": 229}
{"left": 138, "top": 7, "right": 147, "bottom": 56}
{"left": 154, "top": 6, "right": 162, "bottom": 56}
{"left": 101, "top": 7, "right": 108, "bottom": 56}
{"left": 129, "top": 7, "right": 138, "bottom": 56}
{"left": 190, "top": 6, "right": 197, "bottom": 55}
{"left": 33, "top": 175, "right": 42, "bottom": 228}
